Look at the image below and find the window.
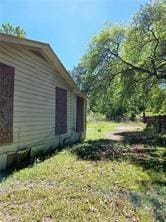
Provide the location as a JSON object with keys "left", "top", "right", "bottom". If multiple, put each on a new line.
{"left": 76, "top": 96, "right": 84, "bottom": 132}
{"left": 55, "top": 87, "right": 67, "bottom": 135}
{"left": 0, "top": 63, "right": 14, "bottom": 145}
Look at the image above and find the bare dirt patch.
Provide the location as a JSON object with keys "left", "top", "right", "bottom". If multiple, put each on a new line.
{"left": 105, "top": 124, "right": 143, "bottom": 141}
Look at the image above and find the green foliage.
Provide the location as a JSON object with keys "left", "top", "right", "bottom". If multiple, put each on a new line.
{"left": 72, "top": 0, "right": 166, "bottom": 119}
{"left": 147, "top": 86, "right": 166, "bottom": 114}
{"left": 0, "top": 23, "right": 26, "bottom": 37}
{"left": 87, "top": 111, "right": 106, "bottom": 122}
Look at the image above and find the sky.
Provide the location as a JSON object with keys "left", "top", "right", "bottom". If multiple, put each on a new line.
{"left": 0, "top": 0, "right": 148, "bottom": 70}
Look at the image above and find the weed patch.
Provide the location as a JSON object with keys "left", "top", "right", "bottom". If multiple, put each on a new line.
{"left": 0, "top": 121, "right": 165, "bottom": 221}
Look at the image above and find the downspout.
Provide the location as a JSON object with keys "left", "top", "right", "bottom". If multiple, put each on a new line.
{"left": 62, "top": 127, "right": 75, "bottom": 145}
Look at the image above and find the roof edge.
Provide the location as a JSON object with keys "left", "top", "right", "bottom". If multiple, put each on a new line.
{"left": 0, "top": 33, "right": 86, "bottom": 99}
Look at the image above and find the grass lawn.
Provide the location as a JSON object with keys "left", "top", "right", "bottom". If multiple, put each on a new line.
{"left": 86, "top": 121, "right": 118, "bottom": 140}
{"left": 0, "top": 121, "right": 165, "bottom": 222}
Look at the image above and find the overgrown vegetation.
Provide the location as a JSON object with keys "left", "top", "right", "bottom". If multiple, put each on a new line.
{"left": 0, "top": 23, "right": 26, "bottom": 38}
{"left": 71, "top": 0, "right": 166, "bottom": 119}
{"left": 0, "top": 121, "right": 165, "bottom": 222}
{"left": 0, "top": 1, "right": 165, "bottom": 221}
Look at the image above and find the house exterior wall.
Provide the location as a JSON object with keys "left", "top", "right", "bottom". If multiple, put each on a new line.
{"left": 0, "top": 43, "right": 86, "bottom": 171}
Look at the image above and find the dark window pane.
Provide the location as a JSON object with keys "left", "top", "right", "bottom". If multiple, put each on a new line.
{"left": 55, "top": 87, "right": 67, "bottom": 135}
{"left": 0, "top": 63, "right": 14, "bottom": 144}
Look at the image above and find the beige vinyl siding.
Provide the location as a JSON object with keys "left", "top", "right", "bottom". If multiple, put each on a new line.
{"left": 0, "top": 43, "right": 85, "bottom": 170}
{"left": 0, "top": 43, "right": 85, "bottom": 169}
{"left": 0, "top": 154, "right": 7, "bottom": 171}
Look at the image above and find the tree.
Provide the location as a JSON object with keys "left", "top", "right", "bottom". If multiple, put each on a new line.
{"left": 0, "top": 23, "right": 26, "bottom": 38}
{"left": 72, "top": 0, "right": 166, "bottom": 119}
{"left": 70, "top": 65, "right": 87, "bottom": 91}
{"left": 123, "top": 0, "right": 166, "bottom": 82}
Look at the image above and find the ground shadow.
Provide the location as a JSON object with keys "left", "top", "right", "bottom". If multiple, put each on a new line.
{"left": 71, "top": 135, "right": 166, "bottom": 172}
{"left": 1, "top": 129, "right": 165, "bottom": 182}
{"left": 71, "top": 135, "right": 166, "bottom": 222}
{"left": 1, "top": 128, "right": 165, "bottom": 221}
{"left": 127, "top": 189, "right": 165, "bottom": 222}
{"left": 114, "top": 130, "right": 166, "bottom": 147}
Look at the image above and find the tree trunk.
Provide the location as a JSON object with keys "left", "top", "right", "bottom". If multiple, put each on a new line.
{"left": 143, "top": 109, "right": 146, "bottom": 123}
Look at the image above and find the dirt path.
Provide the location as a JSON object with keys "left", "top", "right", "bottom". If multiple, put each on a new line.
{"left": 105, "top": 124, "right": 143, "bottom": 141}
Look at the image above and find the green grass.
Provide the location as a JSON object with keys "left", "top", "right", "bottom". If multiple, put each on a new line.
{"left": 0, "top": 121, "right": 165, "bottom": 222}
{"left": 86, "top": 121, "right": 118, "bottom": 140}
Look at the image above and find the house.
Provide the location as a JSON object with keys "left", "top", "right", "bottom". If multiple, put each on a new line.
{"left": 0, "top": 34, "right": 86, "bottom": 171}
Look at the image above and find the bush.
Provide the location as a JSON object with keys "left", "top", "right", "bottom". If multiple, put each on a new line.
{"left": 87, "top": 111, "right": 106, "bottom": 122}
